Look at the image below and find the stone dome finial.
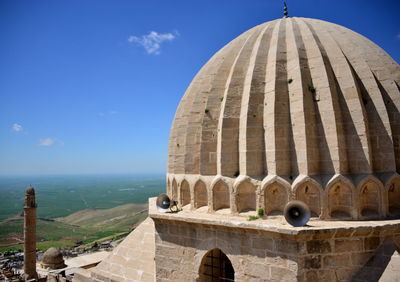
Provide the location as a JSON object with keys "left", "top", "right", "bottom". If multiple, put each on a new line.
{"left": 41, "top": 247, "right": 66, "bottom": 270}
{"left": 284, "top": 1, "right": 289, "bottom": 18}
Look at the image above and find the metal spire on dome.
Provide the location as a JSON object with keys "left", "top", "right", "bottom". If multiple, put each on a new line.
{"left": 283, "top": 1, "right": 289, "bottom": 18}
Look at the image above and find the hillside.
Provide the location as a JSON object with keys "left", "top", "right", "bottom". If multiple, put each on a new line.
{"left": 0, "top": 204, "right": 148, "bottom": 251}
{"left": 58, "top": 203, "right": 148, "bottom": 230}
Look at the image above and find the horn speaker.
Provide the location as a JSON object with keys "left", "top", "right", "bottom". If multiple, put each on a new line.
{"left": 283, "top": 200, "right": 311, "bottom": 227}
{"left": 156, "top": 193, "right": 179, "bottom": 213}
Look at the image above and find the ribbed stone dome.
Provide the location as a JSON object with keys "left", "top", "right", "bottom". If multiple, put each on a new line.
{"left": 167, "top": 17, "right": 400, "bottom": 220}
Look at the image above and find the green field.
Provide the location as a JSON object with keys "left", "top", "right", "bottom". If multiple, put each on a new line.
{"left": 0, "top": 174, "right": 164, "bottom": 221}
{"left": 0, "top": 203, "right": 149, "bottom": 251}
{"left": 0, "top": 174, "right": 164, "bottom": 250}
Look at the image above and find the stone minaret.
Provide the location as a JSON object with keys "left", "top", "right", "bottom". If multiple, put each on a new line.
{"left": 24, "top": 186, "right": 38, "bottom": 280}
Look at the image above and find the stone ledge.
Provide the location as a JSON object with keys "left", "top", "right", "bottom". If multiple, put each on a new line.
{"left": 148, "top": 197, "right": 400, "bottom": 238}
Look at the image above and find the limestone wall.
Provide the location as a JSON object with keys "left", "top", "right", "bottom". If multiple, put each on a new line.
{"left": 153, "top": 218, "right": 400, "bottom": 281}
{"left": 84, "top": 218, "right": 155, "bottom": 282}
{"left": 167, "top": 173, "right": 400, "bottom": 220}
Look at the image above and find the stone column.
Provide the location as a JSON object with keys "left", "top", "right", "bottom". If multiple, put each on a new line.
{"left": 24, "top": 186, "right": 38, "bottom": 280}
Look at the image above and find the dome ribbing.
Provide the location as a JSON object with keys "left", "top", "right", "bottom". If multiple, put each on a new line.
{"left": 167, "top": 17, "right": 400, "bottom": 220}
{"left": 169, "top": 17, "right": 399, "bottom": 177}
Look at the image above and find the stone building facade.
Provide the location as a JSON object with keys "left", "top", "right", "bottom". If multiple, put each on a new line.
{"left": 74, "top": 16, "right": 400, "bottom": 282}
{"left": 151, "top": 210, "right": 400, "bottom": 281}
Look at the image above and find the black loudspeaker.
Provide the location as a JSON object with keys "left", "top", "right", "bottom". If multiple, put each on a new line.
{"left": 283, "top": 200, "right": 311, "bottom": 227}
{"left": 156, "top": 194, "right": 179, "bottom": 213}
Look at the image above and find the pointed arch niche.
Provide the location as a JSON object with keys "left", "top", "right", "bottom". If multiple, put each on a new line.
{"left": 295, "top": 182, "right": 321, "bottom": 217}
{"left": 264, "top": 183, "right": 288, "bottom": 215}
{"left": 180, "top": 180, "right": 190, "bottom": 207}
{"left": 194, "top": 180, "right": 208, "bottom": 209}
{"left": 198, "top": 248, "right": 234, "bottom": 282}
{"left": 167, "top": 178, "right": 171, "bottom": 196}
{"left": 213, "top": 180, "right": 230, "bottom": 211}
{"left": 327, "top": 181, "right": 353, "bottom": 219}
{"left": 172, "top": 179, "right": 178, "bottom": 200}
{"left": 388, "top": 179, "right": 400, "bottom": 217}
{"left": 359, "top": 180, "right": 382, "bottom": 219}
{"left": 236, "top": 181, "right": 256, "bottom": 213}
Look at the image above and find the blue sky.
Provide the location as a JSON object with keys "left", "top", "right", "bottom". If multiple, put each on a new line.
{"left": 0, "top": 0, "right": 399, "bottom": 175}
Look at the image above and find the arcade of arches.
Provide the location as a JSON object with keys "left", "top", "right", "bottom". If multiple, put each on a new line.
{"left": 167, "top": 175, "right": 400, "bottom": 220}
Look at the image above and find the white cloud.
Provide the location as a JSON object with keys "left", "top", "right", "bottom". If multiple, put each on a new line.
{"left": 12, "top": 123, "right": 23, "bottom": 132}
{"left": 39, "top": 138, "right": 55, "bottom": 147}
{"left": 98, "top": 110, "right": 118, "bottom": 117}
{"left": 38, "top": 138, "right": 63, "bottom": 147}
{"left": 397, "top": 33, "right": 400, "bottom": 40}
{"left": 128, "top": 31, "right": 178, "bottom": 55}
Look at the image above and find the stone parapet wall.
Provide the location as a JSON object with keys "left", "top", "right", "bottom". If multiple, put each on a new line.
{"left": 167, "top": 173, "right": 400, "bottom": 220}
{"left": 298, "top": 228, "right": 400, "bottom": 281}
{"left": 154, "top": 218, "right": 298, "bottom": 281}
{"left": 153, "top": 217, "right": 400, "bottom": 281}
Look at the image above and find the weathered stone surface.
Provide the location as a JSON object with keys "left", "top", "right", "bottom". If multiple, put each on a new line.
{"left": 76, "top": 15, "right": 400, "bottom": 282}
{"left": 88, "top": 218, "right": 155, "bottom": 282}
{"left": 167, "top": 16, "right": 400, "bottom": 222}
{"left": 307, "top": 240, "right": 331, "bottom": 254}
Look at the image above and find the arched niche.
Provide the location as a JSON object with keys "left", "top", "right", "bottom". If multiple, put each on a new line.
{"left": 359, "top": 181, "right": 381, "bottom": 219}
{"left": 327, "top": 182, "right": 353, "bottom": 219}
{"left": 388, "top": 180, "right": 400, "bottom": 217}
{"left": 172, "top": 179, "right": 178, "bottom": 200}
{"left": 264, "top": 183, "right": 288, "bottom": 215}
{"left": 213, "top": 180, "right": 230, "bottom": 211}
{"left": 198, "top": 248, "right": 234, "bottom": 282}
{"left": 194, "top": 180, "right": 208, "bottom": 209}
{"left": 180, "top": 180, "right": 190, "bottom": 207}
{"left": 296, "top": 183, "right": 321, "bottom": 217}
{"left": 236, "top": 181, "right": 256, "bottom": 213}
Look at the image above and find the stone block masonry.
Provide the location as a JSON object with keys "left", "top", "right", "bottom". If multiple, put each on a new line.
{"left": 150, "top": 198, "right": 400, "bottom": 282}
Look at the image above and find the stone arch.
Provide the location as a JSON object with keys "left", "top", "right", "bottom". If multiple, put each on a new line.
{"left": 327, "top": 180, "right": 354, "bottom": 219}
{"left": 235, "top": 180, "right": 256, "bottom": 213}
{"left": 194, "top": 180, "right": 208, "bottom": 209}
{"left": 212, "top": 180, "right": 230, "bottom": 211}
{"left": 358, "top": 178, "right": 383, "bottom": 219}
{"left": 167, "top": 178, "right": 170, "bottom": 196}
{"left": 171, "top": 178, "right": 178, "bottom": 200}
{"left": 263, "top": 182, "right": 289, "bottom": 215}
{"left": 198, "top": 248, "right": 234, "bottom": 282}
{"left": 180, "top": 179, "right": 190, "bottom": 207}
{"left": 294, "top": 180, "right": 322, "bottom": 217}
{"left": 388, "top": 178, "right": 400, "bottom": 217}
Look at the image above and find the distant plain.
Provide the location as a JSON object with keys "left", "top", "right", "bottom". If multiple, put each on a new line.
{"left": 0, "top": 174, "right": 164, "bottom": 250}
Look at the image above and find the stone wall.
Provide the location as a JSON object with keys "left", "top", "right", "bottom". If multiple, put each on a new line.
{"left": 153, "top": 218, "right": 400, "bottom": 281}
{"left": 167, "top": 173, "right": 400, "bottom": 220}
{"left": 81, "top": 218, "right": 155, "bottom": 282}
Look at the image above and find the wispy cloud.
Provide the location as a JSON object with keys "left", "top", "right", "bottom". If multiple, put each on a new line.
{"left": 12, "top": 123, "right": 23, "bottom": 132}
{"left": 38, "top": 138, "right": 63, "bottom": 147}
{"left": 397, "top": 32, "right": 400, "bottom": 40}
{"left": 98, "top": 110, "right": 118, "bottom": 117}
{"left": 128, "top": 31, "right": 178, "bottom": 55}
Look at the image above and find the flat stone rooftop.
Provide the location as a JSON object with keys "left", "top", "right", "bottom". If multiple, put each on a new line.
{"left": 148, "top": 197, "right": 400, "bottom": 237}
